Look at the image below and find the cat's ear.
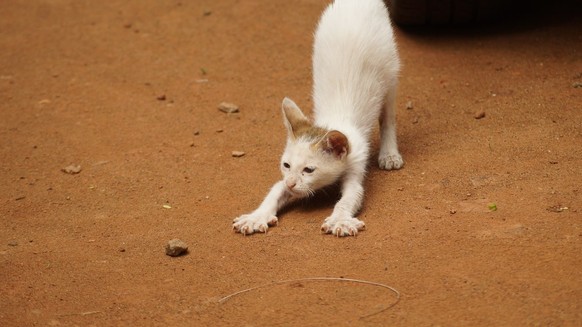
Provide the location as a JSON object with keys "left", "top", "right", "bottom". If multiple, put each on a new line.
{"left": 319, "top": 130, "right": 349, "bottom": 159}
{"left": 282, "top": 97, "right": 311, "bottom": 139}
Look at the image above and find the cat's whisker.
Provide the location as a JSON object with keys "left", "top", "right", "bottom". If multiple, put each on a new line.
{"left": 307, "top": 188, "right": 316, "bottom": 198}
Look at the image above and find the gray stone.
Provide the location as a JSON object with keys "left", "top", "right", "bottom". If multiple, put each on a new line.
{"left": 165, "top": 239, "right": 188, "bottom": 257}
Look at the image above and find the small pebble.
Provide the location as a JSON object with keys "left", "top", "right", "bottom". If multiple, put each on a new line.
{"left": 405, "top": 101, "right": 414, "bottom": 110}
{"left": 61, "top": 164, "right": 82, "bottom": 174}
{"left": 218, "top": 102, "right": 239, "bottom": 114}
{"left": 232, "top": 151, "right": 245, "bottom": 158}
{"left": 572, "top": 82, "right": 582, "bottom": 88}
{"left": 474, "top": 111, "right": 486, "bottom": 119}
{"left": 8, "top": 241, "right": 18, "bottom": 247}
{"left": 165, "top": 239, "right": 188, "bottom": 257}
{"left": 157, "top": 95, "right": 167, "bottom": 101}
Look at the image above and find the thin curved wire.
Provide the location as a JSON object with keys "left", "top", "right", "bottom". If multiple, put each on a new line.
{"left": 218, "top": 277, "right": 400, "bottom": 319}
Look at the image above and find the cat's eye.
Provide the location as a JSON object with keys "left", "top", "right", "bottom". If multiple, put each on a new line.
{"left": 283, "top": 162, "right": 290, "bottom": 169}
{"left": 303, "top": 167, "right": 315, "bottom": 174}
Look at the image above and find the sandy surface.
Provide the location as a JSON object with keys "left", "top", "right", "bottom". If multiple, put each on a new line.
{"left": 1, "top": 0, "right": 581, "bottom": 326}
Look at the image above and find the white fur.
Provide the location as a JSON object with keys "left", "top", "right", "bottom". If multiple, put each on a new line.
{"left": 233, "top": 0, "right": 403, "bottom": 237}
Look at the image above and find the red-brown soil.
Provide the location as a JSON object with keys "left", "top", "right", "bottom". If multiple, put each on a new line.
{"left": 1, "top": 1, "right": 581, "bottom": 326}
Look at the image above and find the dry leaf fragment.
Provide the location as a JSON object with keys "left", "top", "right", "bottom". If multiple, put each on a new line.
{"left": 547, "top": 205, "right": 568, "bottom": 213}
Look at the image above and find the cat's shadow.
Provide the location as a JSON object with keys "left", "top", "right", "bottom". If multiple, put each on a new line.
{"left": 279, "top": 185, "right": 342, "bottom": 217}
{"left": 278, "top": 158, "right": 387, "bottom": 218}
{"left": 278, "top": 150, "right": 407, "bottom": 220}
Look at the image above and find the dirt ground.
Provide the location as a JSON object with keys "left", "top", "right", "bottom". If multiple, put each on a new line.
{"left": 1, "top": 0, "right": 581, "bottom": 326}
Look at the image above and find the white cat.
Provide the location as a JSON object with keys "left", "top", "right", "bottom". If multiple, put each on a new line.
{"left": 233, "top": 0, "right": 403, "bottom": 237}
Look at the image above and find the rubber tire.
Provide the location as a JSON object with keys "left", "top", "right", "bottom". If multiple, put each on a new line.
{"left": 387, "top": 0, "right": 512, "bottom": 25}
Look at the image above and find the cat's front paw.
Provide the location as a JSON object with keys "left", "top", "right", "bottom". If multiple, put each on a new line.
{"left": 378, "top": 153, "right": 404, "bottom": 171}
{"left": 233, "top": 212, "right": 278, "bottom": 236}
{"left": 321, "top": 215, "right": 365, "bottom": 237}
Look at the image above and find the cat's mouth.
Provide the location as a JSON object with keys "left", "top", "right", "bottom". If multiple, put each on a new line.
{"left": 287, "top": 187, "right": 313, "bottom": 198}
{"left": 286, "top": 188, "right": 302, "bottom": 197}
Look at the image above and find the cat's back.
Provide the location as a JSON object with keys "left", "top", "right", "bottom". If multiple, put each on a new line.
{"left": 312, "top": 0, "right": 399, "bottom": 131}
{"left": 316, "top": 0, "right": 390, "bottom": 30}
{"left": 314, "top": 0, "right": 395, "bottom": 67}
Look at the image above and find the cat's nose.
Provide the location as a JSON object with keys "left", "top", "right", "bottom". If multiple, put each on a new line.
{"left": 285, "top": 178, "right": 296, "bottom": 189}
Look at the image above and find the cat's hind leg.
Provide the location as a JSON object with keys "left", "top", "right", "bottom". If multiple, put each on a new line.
{"left": 378, "top": 82, "right": 404, "bottom": 170}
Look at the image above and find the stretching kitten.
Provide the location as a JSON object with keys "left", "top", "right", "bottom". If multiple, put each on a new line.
{"left": 233, "top": 0, "right": 402, "bottom": 237}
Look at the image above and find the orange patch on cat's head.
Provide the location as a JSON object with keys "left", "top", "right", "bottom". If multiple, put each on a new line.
{"left": 281, "top": 97, "right": 348, "bottom": 159}
{"left": 282, "top": 97, "right": 326, "bottom": 141}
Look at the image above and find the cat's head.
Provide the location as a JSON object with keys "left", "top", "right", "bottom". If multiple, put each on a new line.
{"left": 279, "top": 97, "right": 349, "bottom": 197}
